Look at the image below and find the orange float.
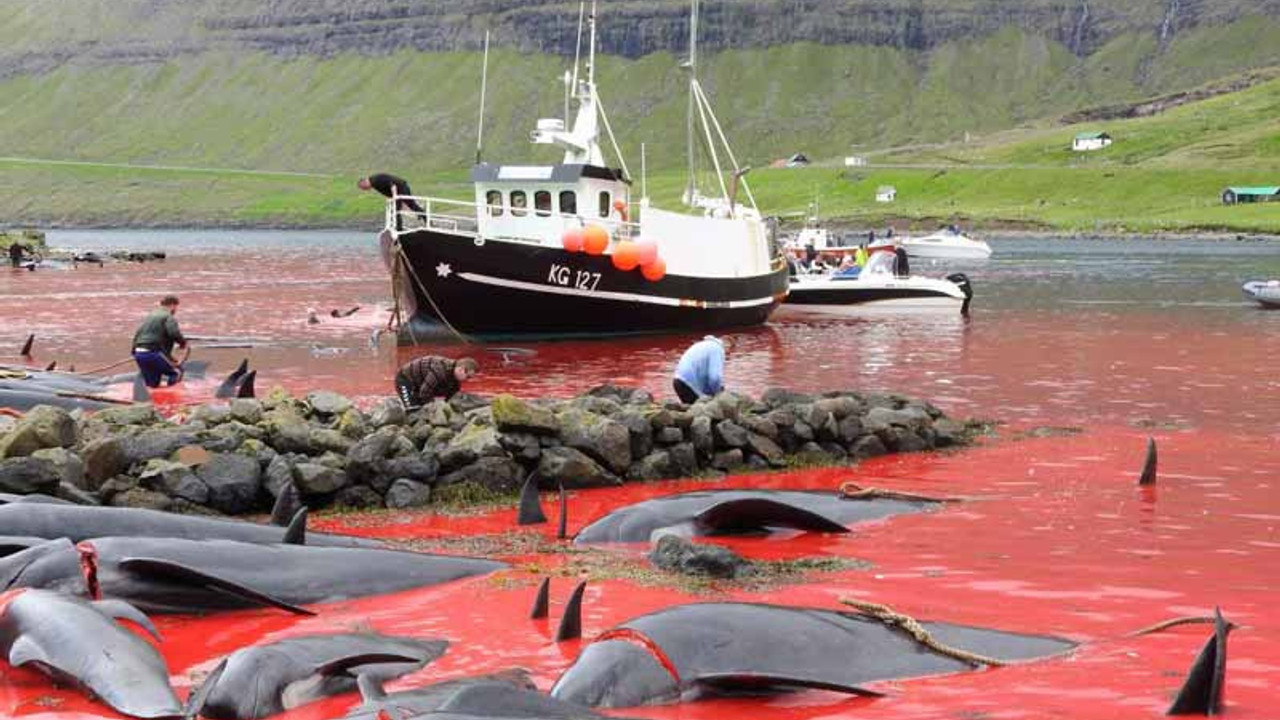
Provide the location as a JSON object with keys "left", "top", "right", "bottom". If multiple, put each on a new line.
{"left": 583, "top": 225, "right": 609, "bottom": 256}
{"left": 635, "top": 240, "right": 659, "bottom": 267}
{"left": 641, "top": 257, "right": 667, "bottom": 282}
{"left": 561, "top": 228, "right": 585, "bottom": 253}
{"left": 611, "top": 241, "right": 640, "bottom": 271}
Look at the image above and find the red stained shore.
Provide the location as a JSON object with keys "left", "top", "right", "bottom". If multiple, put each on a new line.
{"left": 2, "top": 237, "right": 1279, "bottom": 719}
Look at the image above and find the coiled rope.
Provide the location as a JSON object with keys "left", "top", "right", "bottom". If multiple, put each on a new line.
{"left": 837, "top": 598, "right": 1008, "bottom": 667}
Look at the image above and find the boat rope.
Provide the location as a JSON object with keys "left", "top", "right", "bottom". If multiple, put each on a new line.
{"left": 1128, "top": 615, "right": 1234, "bottom": 637}
{"left": 77, "top": 357, "right": 137, "bottom": 375}
{"left": 393, "top": 237, "right": 475, "bottom": 346}
{"left": 837, "top": 598, "right": 1007, "bottom": 667}
{"left": 838, "top": 481, "right": 960, "bottom": 503}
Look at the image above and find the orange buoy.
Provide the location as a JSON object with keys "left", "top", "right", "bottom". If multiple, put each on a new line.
{"left": 613, "top": 199, "right": 629, "bottom": 222}
{"left": 562, "top": 228, "right": 585, "bottom": 253}
{"left": 583, "top": 225, "right": 609, "bottom": 255}
{"left": 635, "top": 240, "right": 659, "bottom": 267}
{"left": 641, "top": 257, "right": 667, "bottom": 282}
{"left": 611, "top": 241, "right": 640, "bottom": 271}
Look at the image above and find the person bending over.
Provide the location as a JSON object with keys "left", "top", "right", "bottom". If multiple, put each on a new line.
{"left": 395, "top": 355, "right": 479, "bottom": 410}
{"left": 132, "top": 295, "right": 188, "bottom": 387}
{"left": 672, "top": 335, "right": 727, "bottom": 404}
{"left": 358, "top": 173, "right": 426, "bottom": 214}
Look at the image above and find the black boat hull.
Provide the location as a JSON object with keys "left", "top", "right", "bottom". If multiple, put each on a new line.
{"left": 397, "top": 229, "right": 790, "bottom": 337}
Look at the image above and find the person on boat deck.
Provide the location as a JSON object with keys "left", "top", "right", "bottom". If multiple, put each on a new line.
{"left": 8, "top": 242, "right": 30, "bottom": 269}
{"left": 673, "top": 336, "right": 728, "bottom": 404}
{"left": 894, "top": 245, "right": 911, "bottom": 278}
{"left": 358, "top": 173, "right": 427, "bottom": 216}
{"left": 132, "top": 295, "right": 187, "bottom": 388}
{"left": 835, "top": 254, "right": 860, "bottom": 277}
{"left": 395, "top": 355, "right": 479, "bottom": 410}
{"left": 854, "top": 244, "right": 869, "bottom": 268}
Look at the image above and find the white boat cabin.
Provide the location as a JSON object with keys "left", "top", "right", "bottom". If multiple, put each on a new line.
{"left": 471, "top": 162, "right": 632, "bottom": 244}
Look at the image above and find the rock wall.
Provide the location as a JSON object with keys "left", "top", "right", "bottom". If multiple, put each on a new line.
{"left": 0, "top": 385, "right": 973, "bottom": 515}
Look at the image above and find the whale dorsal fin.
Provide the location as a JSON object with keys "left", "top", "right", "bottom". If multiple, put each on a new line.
{"left": 117, "top": 558, "right": 315, "bottom": 616}
{"left": 92, "top": 599, "right": 162, "bottom": 642}
{"left": 184, "top": 658, "right": 227, "bottom": 719}
{"left": 235, "top": 370, "right": 257, "bottom": 399}
{"left": 530, "top": 577, "right": 550, "bottom": 619}
{"left": 555, "top": 580, "right": 587, "bottom": 642}
{"left": 517, "top": 471, "right": 547, "bottom": 525}
{"left": 693, "top": 498, "right": 850, "bottom": 536}
{"left": 270, "top": 482, "right": 301, "bottom": 527}
{"left": 214, "top": 359, "right": 249, "bottom": 399}
{"left": 283, "top": 507, "right": 307, "bottom": 545}
{"left": 1167, "top": 607, "right": 1231, "bottom": 715}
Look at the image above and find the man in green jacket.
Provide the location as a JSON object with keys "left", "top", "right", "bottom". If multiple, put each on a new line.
{"left": 132, "top": 295, "right": 188, "bottom": 387}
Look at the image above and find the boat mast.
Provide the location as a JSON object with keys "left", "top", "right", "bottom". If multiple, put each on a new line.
{"left": 684, "top": 0, "right": 700, "bottom": 206}
{"left": 475, "top": 29, "right": 490, "bottom": 165}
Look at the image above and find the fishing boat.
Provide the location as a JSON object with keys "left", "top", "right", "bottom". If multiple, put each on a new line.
{"left": 1242, "top": 280, "right": 1280, "bottom": 308}
{"left": 381, "top": 0, "right": 787, "bottom": 339}
{"left": 782, "top": 249, "right": 973, "bottom": 315}
{"left": 898, "top": 228, "right": 992, "bottom": 260}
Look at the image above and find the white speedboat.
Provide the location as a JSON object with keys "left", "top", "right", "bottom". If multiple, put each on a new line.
{"left": 900, "top": 228, "right": 992, "bottom": 259}
{"left": 1243, "top": 280, "right": 1280, "bottom": 308}
{"left": 783, "top": 249, "right": 973, "bottom": 315}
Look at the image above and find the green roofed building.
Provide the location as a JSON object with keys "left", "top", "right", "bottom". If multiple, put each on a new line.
{"left": 1072, "top": 131, "right": 1112, "bottom": 151}
{"left": 1221, "top": 186, "right": 1280, "bottom": 205}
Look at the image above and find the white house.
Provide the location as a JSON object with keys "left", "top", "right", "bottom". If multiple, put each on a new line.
{"left": 875, "top": 185, "right": 896, "bottom": 203}
{"left": 1072, "top": 132, "right": 1112, "bottom": 152}
{"left": 844, "top": 156, "right": 866, "bottom": 167}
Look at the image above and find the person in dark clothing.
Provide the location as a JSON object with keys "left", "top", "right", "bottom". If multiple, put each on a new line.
{"left": 132, "top": 295, "right": 188, "bottom": 387}
{"left": 894, "top": 246, "right": 911, "bottom": 278}
{"left": 395, "top": 355, "right": 479, "bottom": 410}
{"left": 358, "top": 173, "right": 426, "bottom": 214}
{"left": 8, "top": 243, "right": 26, "bottom": 268}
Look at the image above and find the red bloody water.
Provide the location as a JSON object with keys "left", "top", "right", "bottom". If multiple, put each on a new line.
{"left": 1, "top": 232, "right": 1278, "bottom": 719}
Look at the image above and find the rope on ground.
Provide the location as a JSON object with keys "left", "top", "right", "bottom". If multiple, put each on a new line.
{"left": 77, "top": 357, "right": 137, "bottom": 375}
{"left": 838, "top": 598, "right": 1007, "bottom": 667}
{"left": 838, "top": 481, "right": 961, "bottom": 503}
{"left": 393, "top": 238, "right": 473, "bottom": 346}
{"left": 1128, "top": 616, "right": 1231, "bottom": 637}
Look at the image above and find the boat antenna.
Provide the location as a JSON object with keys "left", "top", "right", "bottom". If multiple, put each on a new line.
{"left": 641, "top": 142, "right": 648, "bottom": 200}
{"left": 587, "top": 0, "right": 597, "bottom": 87}
{"left": 684, "top": 0, "right": 700, "bottom": 205}
{"left": 570, "top": 2, "right": 585, "bottom": 92}
{"left": 475, "top": 29, "right": 490, "bottom": 165}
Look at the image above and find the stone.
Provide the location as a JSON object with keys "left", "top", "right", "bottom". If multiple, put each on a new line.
{"left": 173, "top": 445, "right": 211, "bottom": 467}
{"left": 616, "top": 409, "right": 654, "bottom": 461}
{"left": 711, "top": 448, "right": 744, "bottom": 471}
{"left": 263, "top": 455, "right": 295, "bottom": 497}
{"left": 446, "top": 425, "right": 507, "bottom": 460}
{"left": 761, "top": 388, "right": 814, "bottom": 409}
{"left": 713, "top": 419, "right": 749, "bottom": 448}
{"left": 110, "top": 487, "right": 173, "bottom": 511}
{"left": 54, "top": 482, "right": 100, "bottom": 506}
{"left": 94, "top": 405, "right": 160, "bottom": 427}
{"left": 124, "top": 428, "right": 199, "bottom": 466}
{"left": 307, "top": 390, "right": 353, "bottom": 417}
{"left": 369, "top": 399, "right": 407, "bottom": 428}
{"left": 745, "top": 432, "right": 785, "bottom": 467}
{"left": 498, "top": 432, "right": 542, "bottom": 463}
{"left": 740, "top": 415, "right": 778, "bottom": 440}
{"left": 837, "top": 416, "right": 865, "bottom": 444}
{"left": 335, "top": 409, "right": 370, "bottom": 439}
{"left": 30, "top": 447, "right": 85, "bottom": 488}
{"left": 0, "top": 457, "right": 60, "bottom": 494}
{"left": 190, "top": 404, "right": 231, "bottom": 426}
{"left": 98, "top": 475, "right": 140, "bottom": 502}
{"left": 262, "top": 410, "right": 312, "bottom": 454}
{"left": 308, "top": 428, "right": 353, "bottom": 455}
{"left": 689, "top": 416, "right": 714, "bottom": 458}
{"left": 438, "top": 445, "right": 477, "bottom": 473}
{"left": 196, "top": 453, "right": 262, "bottom": 514}
{"left": 655, "top": 427, "right": 684, "bottom": 445}
{"left": 570, "top": 395, "right": 623, "bottom": 416}
{"left": 0, "top": 405, "right": 76, "bottom": 458}
{"left": 438, "top": 456, "right": 525, "bottom": 493}
{"left": 537, "top": 446, "right": 621, "bottom": 489}
{"left": 792, "top": 420, "right": 815, "bottom": 443}
{"left": 795, "top": 442, "right": 835, "bottom": 465}
{"left": 865, "top": 407, "right": 920, "bottom": 431}
{"left": 814, "top": 396, "right": 860, "bottom": 420}
{"left": 386, "top": 478, "right": 432, "bottom": 509}
{"left": 139, "top": 460, "right": 209, "bottom": 504}
{"left": 82, "top": 437, "right": 128, "bottom": 489}
{"left": 818, "top": 441, "right": 849, "bottom": 460}
{"left": 646, "top": 409, "right": 677, "bottom": 430}
{"left": 294, "top": 462, "right": 348, "bottom": 496}
{"left": 228, "top": 399, "right": 263, "bottom": 425}
{"left": 345, "top": 429, "right": 397, "bottom": 483}
{"left": 687, "top": 399, "right": 725, "bottom": 422}
{"left": 491, "top": 394, "right": 559, "bottom": 435}
{"left": 816, "top": 413, "right": 840, "bottom": 442}
{"left": 557, "top": 409, "right": 631, "bottom": 474}
{"left": 849, "top": 435, "right": 888, "bottom": 459}
{"left": 334, "top": 485, "right": 382, "bottom": 510}
{"left": 881, "top": 427, "right": 930, "bottom": 453}
{"left": 627, "top": 450, "right": 672, "bottom": 482}
{"left": 382, "top": 453, "right": 439, "bottom": 489}
{"left": 448, "top": 393, "right": 490, "bottom": 414}
{"left": 424, "top": 400, "right": 459, "bottom": 428}
{"left": 933, "top": 418, "right": 964, "bottom": 448}
{"left": 649, "top": 534, "right": 748, "bottom": 579}
{"left": 668, "top": 443, "right": 698, "bottom": 477}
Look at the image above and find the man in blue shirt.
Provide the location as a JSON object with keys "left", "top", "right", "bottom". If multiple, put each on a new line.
{"left": 672, "top": 335, "right": 727, "bottom": 404}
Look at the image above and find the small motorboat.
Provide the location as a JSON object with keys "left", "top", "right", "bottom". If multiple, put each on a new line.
{"left": 899, "top": 228, "right": 992, "bottom": 260}
{"left": 783, "top": 249, "right": 973, "bottom": 315}
{"left": 1242, "top": 280, "right": 1280, "bottom": 308}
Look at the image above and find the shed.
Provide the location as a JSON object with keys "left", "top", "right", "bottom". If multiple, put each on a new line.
{"left": 875, "top": 185, "right": 896, "bottom": 203}
{"left": 786, "top": 153, "right": 810, "bottom": 168}
{"left": 1221, "top": 186, "right": 1280, "bottom": 205}
{"left": 1072, "top": 132, "right": 1112, "bottom": 152}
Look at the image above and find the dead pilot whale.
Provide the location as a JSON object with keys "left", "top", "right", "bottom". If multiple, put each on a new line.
{"left": 0, "top": 588, "right": 182, "bottom": 719}
{"left": 549, "top": 602, "right": 1076, "bottom": 708}
{"left": 573, "top": 489, "right": 937, "bottom": 544}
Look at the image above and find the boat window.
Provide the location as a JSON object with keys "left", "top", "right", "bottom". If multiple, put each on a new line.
{"left": 598, "top": 191, "right": 611, "bottom": 218}
{"left": 534, "top": 191, "right": 552, "bottom": 217}
{"left": 559, "top": 191, "right": 577, "bottom": 216}
{"left": 511, "top": 191, "right": 528, "bottom": 217}
{"left": 486, "top": 190, "right": 503, "bottom": 217}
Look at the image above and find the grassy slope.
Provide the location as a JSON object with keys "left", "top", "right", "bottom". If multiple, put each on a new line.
{"left": 1, "top": 19, "right": 1279, "bottom": 231}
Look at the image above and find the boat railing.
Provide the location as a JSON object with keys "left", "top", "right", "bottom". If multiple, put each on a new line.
{"left": 386, "top": 194, "right": 646, "bottom": 241}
